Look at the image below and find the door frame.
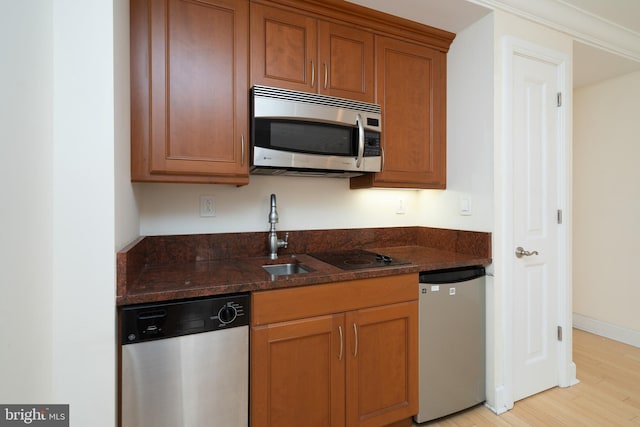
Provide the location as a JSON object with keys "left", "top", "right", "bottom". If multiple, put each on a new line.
{"left": 496, "top": 35, "right": 577, "bottom": 412}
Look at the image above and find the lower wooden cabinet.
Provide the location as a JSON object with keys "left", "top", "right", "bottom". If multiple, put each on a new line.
{"left": 251, "top": 275, "right": 418, "bottom": 427}
{"left": 251, "top": 314, "right": 345, "bottom": 426}
{"left": 346, "top": 303, "right": 418, "bottom": 427}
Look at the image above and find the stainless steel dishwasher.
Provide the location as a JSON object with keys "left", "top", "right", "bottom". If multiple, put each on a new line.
{"left": 120, "top": 293, "right": 249, "bottom": 427}
{"left": 415, "top": 266, "right": 486, "bottom": 423}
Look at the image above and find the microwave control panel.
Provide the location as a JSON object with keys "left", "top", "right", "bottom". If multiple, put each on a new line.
{"left": 364, "top": 131, "right": 381, "bottom": 157}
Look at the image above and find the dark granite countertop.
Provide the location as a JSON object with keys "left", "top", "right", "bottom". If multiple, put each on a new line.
{"left": 117, "top": 227, "right": 491, "bottom": 306}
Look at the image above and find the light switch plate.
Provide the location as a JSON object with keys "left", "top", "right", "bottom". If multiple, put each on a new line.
{"left": 459, "top": 196, "right": 472, "bottom": 216}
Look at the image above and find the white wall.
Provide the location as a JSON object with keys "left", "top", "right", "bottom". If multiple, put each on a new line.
{"left": 115, "top": 0, "right": 140, "bottom": 249}
{"left": 573, "top": 71, "right": 640, "bottom": 342}
{"left": 137, "top": 176, "right": 422, "bottom": 236}
{"left": 0, "top": 1, "right": 54, "bottom": 402}
{"left": 419, "top": 13, "right": 494, "bottom": 232}
{"left": 1, "top": 1, "right": 124, "bottom": 425}
{"left": 51, "top": 1, "right": 118, "bottom": 425}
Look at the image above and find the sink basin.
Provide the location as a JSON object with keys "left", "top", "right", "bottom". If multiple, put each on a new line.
{"left": 262, "top": 262, "right": 311, "bottom": 277}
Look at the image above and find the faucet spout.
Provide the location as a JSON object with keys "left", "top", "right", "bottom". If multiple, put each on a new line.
{"left": 269, "top": 194, "right": 278, "bottom": 225}
{"left": 267, "top": 194, "right": 288, "bottom": 259}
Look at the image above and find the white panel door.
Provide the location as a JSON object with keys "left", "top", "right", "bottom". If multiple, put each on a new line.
{"left": 511, "top": 51, "right": 560, "bottom": 402}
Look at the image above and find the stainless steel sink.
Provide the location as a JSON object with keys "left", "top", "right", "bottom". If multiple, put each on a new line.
{"left": 262, "top": 262, "right": 310, "bottom": 277}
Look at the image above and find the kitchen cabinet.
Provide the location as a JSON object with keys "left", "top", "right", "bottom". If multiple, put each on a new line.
{"left": 251, "top": 274, "right": 418, "bottom": 427}
{"left": 250, "top": 2, "right": 374, "bottom": 102}
{"left": 251, "top": 314, "right": 345, "bottom": 426}
{"left": 350, "top": 36, "right": 447, "bottom": 189}
{"left": 130, "top": 0, "right": 249, "bottom": 184}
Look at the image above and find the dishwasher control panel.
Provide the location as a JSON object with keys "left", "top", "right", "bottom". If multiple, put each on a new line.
{"left": 121, "top": 293, "right": 250, "bottom": 344}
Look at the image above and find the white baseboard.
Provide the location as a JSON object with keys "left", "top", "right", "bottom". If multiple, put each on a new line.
{"left": 485, "top": 385, "right": 510, "bottom": 415}
{"left": 573, "top": 313, "right": 640, "bottom": 348}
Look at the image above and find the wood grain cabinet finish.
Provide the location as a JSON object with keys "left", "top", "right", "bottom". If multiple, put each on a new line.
{"left": 130, "top": 0, "right": 453, "bottom": 186}
{"left": 130, "top": 0, "right": 249, "bottom": 184}
{"left": 351, "top": 36, "right": 447, "bottom": 189}
{"left": 251, "top": 275, "right": 419, "bottom": 427}
{"left": 250, "top": 2, "right": 374, "bottom": 102}
{"left": 345, "top": 302, "right": 418, "bottom": 427}
{"left": 251, "top": 314, "right": 346, "bottom": 426}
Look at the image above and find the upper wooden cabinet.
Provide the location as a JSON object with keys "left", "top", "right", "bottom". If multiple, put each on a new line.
{"left": 130, "top": 0, "right": 249, "bottom": 184}
{"left": 350, "top": 36, "right": 447, "bottom": 189}
{"left": 130, "top": 0, "right": 454, "bottom": 186}
{"left": 251, "top": 0, "right": 453, "bottom": 189}
{"left": 250, "top": 2, "right": 375, "bottom": 102}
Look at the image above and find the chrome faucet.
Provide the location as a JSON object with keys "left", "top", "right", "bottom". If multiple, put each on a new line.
{"left": 268, "top": 194, "right": 288, "bottom": 259}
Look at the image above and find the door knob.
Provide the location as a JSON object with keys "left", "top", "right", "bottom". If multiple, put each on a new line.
{"left": 515, "top": 246, "right": 539, "bottom": 258}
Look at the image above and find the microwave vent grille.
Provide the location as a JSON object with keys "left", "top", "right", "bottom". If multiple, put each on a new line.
{"left": 252, "top": 85, "right": 381, "bottom": 115}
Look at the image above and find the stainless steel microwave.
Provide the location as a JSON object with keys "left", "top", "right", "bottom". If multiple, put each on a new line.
{"left": 250, "top": 85, "right": 382, "bottom": 177}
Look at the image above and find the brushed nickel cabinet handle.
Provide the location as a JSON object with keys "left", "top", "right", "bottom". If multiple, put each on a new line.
{"left": 352, "top": 323, "right": 358, "bottom": 358}
{"left": 338, "top": 325, "right": 343, "bottom": 360}
{"left": 323, "top": 62, "right": 328, "bottom": 89}
{"left": 241, "top": 135, "right": 245, "bottom": 167}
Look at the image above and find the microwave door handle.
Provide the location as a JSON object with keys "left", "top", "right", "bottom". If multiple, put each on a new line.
{"left": 355, "top": 114, "right": 364, "bottom": 168}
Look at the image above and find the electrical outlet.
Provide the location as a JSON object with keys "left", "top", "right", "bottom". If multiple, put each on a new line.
{"left": 200, "top": 196, "right": 216, "bottom": 217}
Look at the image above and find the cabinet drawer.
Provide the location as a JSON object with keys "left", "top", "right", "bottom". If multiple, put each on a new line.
{"left": 251, "top": 273, "right": 417, "bottom": 326}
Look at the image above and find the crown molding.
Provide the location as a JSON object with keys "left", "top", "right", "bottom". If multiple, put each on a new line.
{"left": 468, "top": 0, "right": 640, "bottom": 61}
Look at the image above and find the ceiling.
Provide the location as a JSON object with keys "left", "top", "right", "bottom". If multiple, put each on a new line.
{"left": 561, "top": 0, "right": 640, "bottom": 87}
{"left": 561, "top": 0, "right": 640, "bottom": 34}
{"left": 346, "top": 0, "right": 492, "bottom": 34}
{"left": 348, "top": 0, "right": 640, "bottom": 88}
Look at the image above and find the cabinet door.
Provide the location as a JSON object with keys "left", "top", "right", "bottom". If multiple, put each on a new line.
{"left": 250, "top": 3, "right": 317, "bottom": 92}
{"left": 346, "top": 301, "right": 418, "bottom": 427}
{"left": 251, "top": 315, "right": 346, "bottom": 427}
{"left": 318, "top": 21, "right": 374, "bottom": 102}
{"left": 250, "top": 4, "right": 374, "bottom": 102}
{"left": 351, "top": 36, "right": 446, "bottom": 189}
{"left": 132, "top": 0, "right": 249, "bottom": 182}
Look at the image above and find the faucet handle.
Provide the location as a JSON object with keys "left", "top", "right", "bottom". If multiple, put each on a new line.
{"left": 278, "top": 232, "right": 289, "bottom": 249}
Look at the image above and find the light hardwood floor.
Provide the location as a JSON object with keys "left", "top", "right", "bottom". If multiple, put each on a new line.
{"left": 414, "top": 329, "right": 640, "bottom": 426}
